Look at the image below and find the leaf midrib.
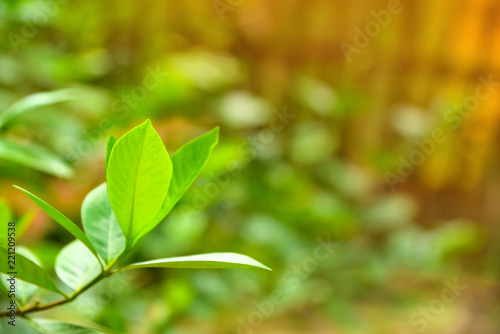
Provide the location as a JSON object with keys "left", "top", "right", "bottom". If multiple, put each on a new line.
{"left": 132, "top": 136, "right": 216, "bottom": 244}
{"left": 106, "top": 214, "right": 114, "bottom": 263}
{"left": 127, "top": 130, "right": 147, "bottom": 247}
{"left": 77, "top": 261, "right": 97, "bottom": 291}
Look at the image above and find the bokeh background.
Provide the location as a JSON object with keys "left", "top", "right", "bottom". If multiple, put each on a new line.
{"left": 1, "top": 0, "right": 500, "bottom": 333}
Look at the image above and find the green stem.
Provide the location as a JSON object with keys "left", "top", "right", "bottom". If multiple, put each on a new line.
{"left": 0, "top": 248, "right": 132, "bottom": 319}
{"left": 0, "top": 267, "right": 114, "bottom": 318}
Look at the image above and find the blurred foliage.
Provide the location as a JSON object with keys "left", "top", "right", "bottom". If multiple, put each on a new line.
{"left": 1, "top": 0, "right": 500, "bottom": 333}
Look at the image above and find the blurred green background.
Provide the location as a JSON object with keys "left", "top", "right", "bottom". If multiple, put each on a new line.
{"left": 0, "top": 0, "right": 499, "bottom": 333}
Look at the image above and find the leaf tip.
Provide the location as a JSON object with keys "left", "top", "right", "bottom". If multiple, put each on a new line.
{"left": 259, "top": 263, "right": 273, "bottom": 271}
{"left": 210, "top": 126, "right": 220, "bottom": 145}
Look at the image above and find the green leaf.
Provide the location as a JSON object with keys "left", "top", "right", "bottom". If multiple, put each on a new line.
{"left": 1, "top": 247, "right": 40, "bottom": 305}
{"left": 0, "top": 199, "right": 12, "bottom": 247}
{"left": 55, "top": 240, "right": 102, "bottom": 291}
{"left": 16, "top": 210, "right": 35, "bottom": 240}
{"left": 0, "top": 277, "right": 8, "bottom": 297}
{"left": 13, "top": 186, "right": 99, "bottom": 258}
{"left": 105, "top": 135, "right": 117, "bottom": 172}
{"left": 135, "top": 127, "right": 219, "bottom": 244}
{"left": 26, "top": 318, "right": 105, "bottom": 334}
{"left": 107, "top": 120, "right": 172, "bottom": 248}
{"left": 82, "top": 183, "right": 125, "bottom": 265}
{"left": 0, "top": 138, "right": 73, "bottom": 178}
{"left": 0, "top": 208, "right": 34, "bottom": 248}
{"left": 0, "top": 89, "right": 77, "bottom": 130}
{"left": 0, "top": 245, "right": 65, "bottom": 296}
{"left": 122, "top": 252, "right": 272, "bottom": 271}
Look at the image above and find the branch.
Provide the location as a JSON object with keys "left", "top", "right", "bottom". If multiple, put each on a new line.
{"left": 0, "top": 269, "right": 111, "bottom": 318}
{"left": 0, "top": 248, "right": 128, "bottom": 318}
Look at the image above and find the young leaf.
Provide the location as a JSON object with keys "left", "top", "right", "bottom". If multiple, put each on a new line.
{"left": 55, "top": 240, "right": 102, "bottom": 291}
{"left": 0, "top": 246, "right": 65, "bottom": 296}
{"left": 122, "top": 252, "right": 272, "bottom": 271}
{"left": 1, "top": 247, "right": 40, "bottom": 305}
{"left": 107, "top": 120, "right": 172, "bottom": 248}
{"left": 0, "top": 138, "right": 73, "bottom": 178}
{"left": 14, "top": 186, "right": 99, "bottom": 258}
{"left": 26, "top": 318, "right": 105, "bottom": 334}
{"left": 105, "top": 135, "right": 117, "bottom": 172}
{"left": 82, "top": 183, "right": 125, "bottom": 265}
{"left": 134, "top": 127, "right": 219, "bottom": 244}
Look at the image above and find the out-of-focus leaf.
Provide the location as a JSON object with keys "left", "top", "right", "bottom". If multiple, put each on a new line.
{"left": 1, "top": 247, "right": 40, "bottom": 305}
{"left": 0, "top": 89, "right": 77, "bottom": 129}
{"left": 162, "top": 277, "right": 195, "bottom": 315}
{"left": 217, "top": 91, "right": 272, "bottom": 128}
{"left": 107, "top": 120, "right": 172, "bottom": 248}
{"left": 0, "top": 277, "right": 8, "bottom": 297}
{"left": 364, "top": 194, "right": 417, "bottom": 231}
{"left": 16, "top": 210, "right": 35, "bottom": 240}
{"left": 14, "top": 186, "right": 99, "bottom": 258}
{"left": 55, "top": 240, "right": 102, "bottom": 291}
{"left": 104, "top": 135, "right": 117, "bottom": 172}
{"left": 0, "top": 199, "right": 12, "bottom": 247}
{"left": 137, "top": 127, "right": 219, "bottom": 243}
{"left": 122, "top": 252, "right": 271, "bottom": 271}
{"left": 0, "top": 138, "right": 73, "bottom": 178}
{"left": 169, "top": 51, "right": 243, "bottom": 90}
{"left": 82, "top": 183, "right": 125, "bottom": 265}
{"left": 0, "top": 246, "right": 65, "bottom": 296}
{"left": 432, "top": 221, "right": 481, "bottom": 257}
{"left": 295, "top": 76, "right": 337, "bottom": 116}
{"left": 26, "top": 318, "right": 105, "bottom": 334}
